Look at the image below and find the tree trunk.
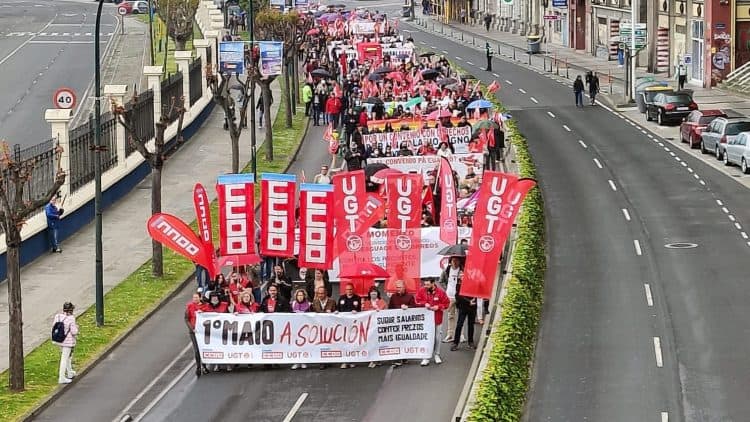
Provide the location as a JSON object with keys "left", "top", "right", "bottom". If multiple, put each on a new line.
{"left": 261, "top": 82, "right": 274, "bottom": 161}
{"left": 7, "top": 227, "right": 24, "bottom": 391}
{"left": 293, "top": 54, "right": 301, "bottom": 106}
{"left": 151, "top": 164, "right": 163, "bottom": 277}
{"left": 175, "top": 39, "right": 187, "bottom": 51}
{"left": 283, "top": 63, "right": 293, "bottom": 128}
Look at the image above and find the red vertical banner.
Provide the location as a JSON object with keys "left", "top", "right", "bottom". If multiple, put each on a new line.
{"left": 385, "top": 173, "right": 423, "bottom": 293}
{"left": 438, "top": 157, "right": 458, "bottom": 245}
{"left": 462, "top": 172, "right": 536, "bottom": 299}
{"left": 298, "top": 183, "right": 335, "bottom": 270}
{"left": 332, "top": 170, "right": 369, "bottom": 275}
{"left": 216, "top": 174, "right": 256, "bottom": 257}
{"left": 193, "top": 183, "right": 215, "bottom": 260}
{"left": 260, "top": 173, "right": 297, "bottom": 258}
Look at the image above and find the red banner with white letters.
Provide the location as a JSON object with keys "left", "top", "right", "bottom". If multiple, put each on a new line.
{"left": 385, "top": 173, "right": 423, "bottom": 293}
{"left": 332, "top": 170, "right": 370, "bottom": 275}
{"left": 147, "top": 213, "right": 215, "bottom": 277}
{"left": 298, "top": 184, "right": 335, "bottom": 269}
{"left": 260, "top": 173, "right": 297, "bottom": 257}
{"left": 193, "top": 183, "right": 216, "bottom": 261}
{"left": 216, "top": 174, "right": 256, "bottom": 257}
{"left": 462, "top": 172, "right": 536, "bottom": 299}
{"left": 438, "top": 156, "right": 458, "bottom": 245}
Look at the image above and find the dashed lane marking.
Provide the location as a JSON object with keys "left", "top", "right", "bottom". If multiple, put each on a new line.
{"left": 578, "top": 140, "right": 587, "bottom": 148}
{"left": 644, "top": 283, "right": 653, "bottom": 307}
{"left": 563, "top": 124, "right": 571, "bottom": 131}
{"left": 529, "top": 97, "right": 538, "bottom": 104}
{"left": 634, "top": 239, "right": 642, "bottom": 256}
{"left": 593, "top": 158, "right": 603, "bottom": 169}
{"left": 654, "top": 337, "right": 664, "bottom": 367}
{"left": 608, "top": 180, "right": 617, "bottom": 191}
{"left": 547, "top": 111, "right": 555, "bottom": 118}
{"left": 622, "top": 208, "right": 631, "bottom": 221}
{"left": 519, "top": 88, "right": 526, "bottom": 94}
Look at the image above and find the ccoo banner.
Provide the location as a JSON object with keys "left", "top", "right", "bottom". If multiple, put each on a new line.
{"left": 260, "top": 173, "right": 297, "bottom": 257}
{"left": 194, "top": 308, "right": 435, "bottom": 364}
{"left": 216, "top": 174, "right": 256, "bottom": 257}
{"left": 298, "top": 183, "right": 335, "bottom": 269}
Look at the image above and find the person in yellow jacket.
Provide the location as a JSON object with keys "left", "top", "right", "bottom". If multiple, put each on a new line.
{"left": 302, "top": 82, "right": 313, "bottom": 117}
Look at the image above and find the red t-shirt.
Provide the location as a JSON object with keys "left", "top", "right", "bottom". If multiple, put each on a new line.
{"left": 266, "top": 298, "right": 277, "bottom": 313}
{"left": 228, "top": 283, "right": 243, "bottom": 304}
{"left": 185, "top": 301, "right": 202, "bottom": 330}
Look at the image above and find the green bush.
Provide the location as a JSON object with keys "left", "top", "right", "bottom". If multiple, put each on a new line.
{"left": 466, "top": 119, "right": 546, "bottom": 422}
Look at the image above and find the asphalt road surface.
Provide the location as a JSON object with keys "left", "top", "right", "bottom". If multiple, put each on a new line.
{"left": 0, "top": 0, "right": 117, "bottom": 147}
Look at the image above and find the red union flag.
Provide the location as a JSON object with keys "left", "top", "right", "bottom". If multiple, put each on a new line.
{"left": 438, "top": 156, "right": 458, "bottom": 245}
{"left": 260, "top": 173, "right": 297, "bottom": 257}
{"left": 462, "top": 172, "right": 536, "bottom": 299}
{"left": 385, "top": 173, "right": 423, "bottom": 293}
{"left": 193, "top": 183, "right": 215, "bottom": 259}
{"left": 333, "top": 170, "right": 369, "bottom": 275}
{"left": 147, "top": 213, "right": 215, "bottom": 276}
{"left": 299, "top": 183, "right": 335, "bottom": 269}
{"left": 216, "top": 174, "right": 256, "bottom": 257}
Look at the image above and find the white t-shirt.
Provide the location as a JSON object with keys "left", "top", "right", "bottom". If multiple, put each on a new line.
{"left": 446, "top": 266, "right": 460, "bottom": 299}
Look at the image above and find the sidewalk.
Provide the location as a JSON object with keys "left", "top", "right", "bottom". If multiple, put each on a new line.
{"left": 0, "top": 83, "right": 282, "bottom": 373}
{"left": 414, "top": 16, "right": 750, "bottom": 115}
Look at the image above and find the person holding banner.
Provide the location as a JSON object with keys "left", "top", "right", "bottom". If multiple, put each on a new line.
{"left": 261, "top": 284, "right": 291, "bottom": 314}
{"left": 311, "top": 286, "right": 337, "bottom": 370}
{"left": 416, "top": 278, "right": 450, "bottom": 366}
{"left": 337, "top": 283, "right": 363, "bottom": 368}
{"left": 234, "top": 290, "right": 259, "bottom": 314}
{"left": 387, "top": 280, "right": 417, "bottom": 367}
{"left": 451, "top": 273, "right": 477, "bottom": 351}
{"left": 291, "top": 289, "right": 311, "bottom": 370}
{"left": 185, "top": 293, "right": 207, "bottom": 377}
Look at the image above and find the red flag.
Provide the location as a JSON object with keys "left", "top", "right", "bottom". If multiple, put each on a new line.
{"left": 333, "top": 171, "right": 370, "bottom": 276}
{"left": 477, "top": 128, "right": 488, "bottom": 150}
{"left": 260, "top": 173, "right": 297, "bottom": 257}
{"left": 298, "top": 184, "right": 335, "bottom": 269}
{"left": 216, "top": 174, "right": 256, "bottom": 257}
{"left": 488, "top": 127, "right": 496, "bottom": 148}
{"left": 438, "top": 157, "right": 458, "bottom": 245}
{"left": 487, "top": 80, "right": 501, "bottom": 94}
{"left": 422, "top": 185, "right": 435, "bottom": 220}
{"left": 193, "top": 183, "right": 216, "bottom": 262}
{"left": 462, "top": 173, "right": 536, "bottom": 299}
{"left": 385, "top": 174, "right": 423, "bottom": 293}
{"left": 147, "top": 213, "right": 215, "bottom": 278}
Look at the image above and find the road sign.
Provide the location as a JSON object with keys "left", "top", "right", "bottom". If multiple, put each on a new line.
{"left": 543, "top": 15, "right": 560, "bottom": 20}
{"left": 117, "top": 6, "right": 128, "bottom": 16}
{"left": 620, "top": 23, "right": 647, "bottom": 49}
{"left": 53, "top": 87, "right": 77, "bottom": 110}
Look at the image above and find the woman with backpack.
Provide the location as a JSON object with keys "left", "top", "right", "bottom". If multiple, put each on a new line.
{"left": 52, "top": 302, "right": 79, "bottom": 384}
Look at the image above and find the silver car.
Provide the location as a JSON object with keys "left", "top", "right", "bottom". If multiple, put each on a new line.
{"left": 722, "top": 132, "right": 750, "bottom": 173}
{"left": 700, "top": 117, "right": 750, "bottom": 160}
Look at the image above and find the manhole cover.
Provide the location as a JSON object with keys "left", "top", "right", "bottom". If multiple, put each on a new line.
{"left": 665, "top": 242, "right": 698, "bottom": 249}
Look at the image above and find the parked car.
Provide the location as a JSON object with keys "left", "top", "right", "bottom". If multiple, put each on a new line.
{"left": 722, "top": 131, "right": 750, "bottom": 173}
{"left": 700, "top": 117, "right": 750, "bottom": 159}
{"left": 680, "top": 109, "right": 727, "bottom": 148}
{"left": 645, "top": 92, "right": 697, "bottom": 126}
{"left": 116, "top": 1, "right": 133, "bottom": 12}
{"left": 639, "top": 85, "right": 674, "bottom": 114}
{"left": 129, "top": 1, "right": 149, "bottom": 14}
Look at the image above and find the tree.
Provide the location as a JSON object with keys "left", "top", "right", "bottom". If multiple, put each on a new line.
{"left": 280, "top": 12, "right": 312, "bottom": 128}
{"left": 157, "top": 0, "right": 200, "bottom": 51}
{"left": 112, "top": 92, "right": 186, "bottom": 277}
{"left": 206, "top": 62, "right": 252, "bottom": 174}
{"left": 2, "top": 142, "right": 66, "bottom": 391}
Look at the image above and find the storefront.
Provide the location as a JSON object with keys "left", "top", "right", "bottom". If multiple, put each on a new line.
{"left": 690, "top": 1, "right": 705, "bottom": 84}
{"left": 736, "top": 1, "right": 750, "bottom": 69}
{"left": 590, "top": 1, "right": 630, "bottom": 60}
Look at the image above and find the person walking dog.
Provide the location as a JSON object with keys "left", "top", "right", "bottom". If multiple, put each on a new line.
{"left": 52, "top": 302, "right": 78, "bottom": 384}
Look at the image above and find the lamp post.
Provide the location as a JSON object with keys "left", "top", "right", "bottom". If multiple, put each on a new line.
{"left": 94, "top": 0, "right": 105, "bottom": 326}
{"left": 148, "top": 0, "right": 155, "bottom": 65}
{"left": 630, "top": 0, "right": 637, "bottom": 100}
{"left": 248, "top": 0, "right": 257, "bottom": 180}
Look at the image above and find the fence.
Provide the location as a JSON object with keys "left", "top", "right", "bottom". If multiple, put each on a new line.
{"left": 68, "top": 113, "right": 119, "bottom": 192}
{"left": 160, "top": 72, "right": 184, "bottom": 124}
{"left": 189, "top": 57, "right": 203, "bottom": 106}
{"left": 124, "top": 89, "right": 155, "bottom": 157}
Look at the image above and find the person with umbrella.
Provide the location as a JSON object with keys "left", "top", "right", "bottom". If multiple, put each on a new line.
{"left": 439, "top": 256, "right": 465, "bottom": 343}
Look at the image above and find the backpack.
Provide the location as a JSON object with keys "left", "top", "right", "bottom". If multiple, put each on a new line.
{"left": 51, "top": 316, "right": 68, "bottom": 343}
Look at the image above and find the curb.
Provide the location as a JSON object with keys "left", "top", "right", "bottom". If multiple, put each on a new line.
{"left": 20, "top": 107, "right": 311, "bottom": 422}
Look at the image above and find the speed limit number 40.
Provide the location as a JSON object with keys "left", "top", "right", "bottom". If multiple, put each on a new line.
{"left": 53, "top": 87, "right": 77, "bottom": 110}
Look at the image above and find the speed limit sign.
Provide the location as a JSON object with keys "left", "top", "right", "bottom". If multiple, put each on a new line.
{"left": 53, "top": 87, "right": 77, "bottom": 110}
{"left": 117, "top": 6, "right": 128, "bottom": 15}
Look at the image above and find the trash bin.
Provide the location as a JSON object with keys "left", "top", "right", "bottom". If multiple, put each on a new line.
{"left": 402, "top": 5, "right": 411, "bottom": 17}
{"left": 527, "top": 35, "right": 542, "bottom": 54}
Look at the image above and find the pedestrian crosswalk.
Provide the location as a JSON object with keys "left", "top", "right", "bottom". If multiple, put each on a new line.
{"left": 1, "top": 32, "right": 114, "bottom": 37}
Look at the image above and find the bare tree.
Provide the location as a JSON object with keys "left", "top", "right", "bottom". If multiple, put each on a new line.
{"left": 280, "top": 13, "right": 312, "bottom": 128}
{"left": 206, "top": 65, "right": 252, "bottom": 174}
{"left": 112, "top": 93, "right": 186, "bottom": 277}
{"left": 1, "top": 141, "right": 66, "bottom": 391}
{"left": 157, "top": 0, "right": 200, "bottom": 51}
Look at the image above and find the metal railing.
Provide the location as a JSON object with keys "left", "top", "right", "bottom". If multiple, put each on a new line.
{"left": 123, "top": 89, "right": 155, "bottom": 157}
{"left": 189, "top": 56, "right": 203, "bottom": 106}
{"left": 13, "top": 139, "right": 57, "bottom": 204}
{"left": 68, "top": 113, "right": 118, "bottom": 192}
{"left": 160, "top": 72, "right": 184, "bottom": 124}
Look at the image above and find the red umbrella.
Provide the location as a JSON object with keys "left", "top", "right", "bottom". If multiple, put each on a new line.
{"left": 386, "top": 71, "right": 403, "bottom": 81}
{"left": 338, "top": 262, "right": 389, "bottom": 279}
{"left": 307, "top": 28, "right": 320, "bottom": 36}
{"left": 371, "top": 168, "right": 402, "bottom": 184}
{"left": 216, "top": 254, "right": 261, "bottom": 269}
{"left": 427, "top": 109, "right": 452, "bottom": 120}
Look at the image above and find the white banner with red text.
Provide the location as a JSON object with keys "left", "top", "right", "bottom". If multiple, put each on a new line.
{"left": 362, "top": 126, "right": 472, "bottom": 153}
{"left": 194, "top": 308, "right": 435, "bottom": 364}
{"left": 368, "top": 153, "right": 484, "bottom": 182}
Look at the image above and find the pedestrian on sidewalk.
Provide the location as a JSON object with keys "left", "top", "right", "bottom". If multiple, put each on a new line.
{"left": 483, "top": 13, "right": 492, "bottom": 31}
{"left": 302, "top": 82, "right": 313, "bottom": 117}
{"left": 184, "top": 292, "right": 207, "bottom": 377}
{"left": 52, "top": 302, "right": 78, "bottom": 384}
{"left": 587, "top": 72, "right": 600, "bottom": 105}
{"left": 257, "top": 91, "right": 273, "bottom": 128}
{"left": 573, "top": 75, "right": 585, "bottom": 107}
{"left": 485, "top": 42, "right": 493, "bottom": 72}
{"left": 677, "top": 61, "right": 688, "bottom": 91}
{"left": 45, "top": 195, "right": 64, "bottom": 253}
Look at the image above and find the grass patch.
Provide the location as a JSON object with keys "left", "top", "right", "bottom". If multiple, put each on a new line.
{"left": 0, "top": 85, "right": 308, "bottom": 422}
{"left": 136, "top": 15, "right": 203, "bottom": 76}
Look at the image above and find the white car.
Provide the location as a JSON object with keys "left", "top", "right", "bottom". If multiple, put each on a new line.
{"left": 128, "top": 0, "right": 149, "bottom": 14}
{"left": 722, "top": 131, "right": 750, "bottom": 173}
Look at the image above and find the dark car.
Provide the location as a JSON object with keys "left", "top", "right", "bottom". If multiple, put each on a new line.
{"left": 680, "top": 109, "right": 727, "bottom": 148}
{"left": 646, "top": 93, "right": 698, "bottom": 126}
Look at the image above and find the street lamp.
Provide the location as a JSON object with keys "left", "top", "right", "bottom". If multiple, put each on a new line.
{"left": 94, "top": 0, "right": 105, "bottom": 326}
{"left": 248, "top": 0, "right": 257, "bottom": 181}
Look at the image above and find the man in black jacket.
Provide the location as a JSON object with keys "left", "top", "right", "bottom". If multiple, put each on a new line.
{"left": 337, "top": 283, "right": 362, "bottom": 369}
{"left": 261, "top": 284, "right": 291, "bottom": 313}
{"left": 451, "top": 276, "right": 477, "bottom": 351}
{"left": 345, "top": 144, "right": 365, "bottom": 171}
{"left": 268, "top": 264, "right": 293, "bottom": 302}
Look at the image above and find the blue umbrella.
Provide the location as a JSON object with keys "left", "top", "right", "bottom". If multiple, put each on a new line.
{"left": 466, "top": 99, "right": 494, "bottom": 110}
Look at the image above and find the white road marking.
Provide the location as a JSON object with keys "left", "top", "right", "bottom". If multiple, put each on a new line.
{"left": 644, "top": 283, "right": 654, "bottom": 307}
{"left": 593, "top": 158, "right": 603, "bottom": 169}
{"left": 466, "top": 61, "right": 474, "bottom": 65}
{"left": 699, "top": 180, "right": 706, "bottom": 186}
{"left": 418, "top": 41, "right": 426, "bottom": 44}
{"left": 729, "top": 215, "right": 736, "bottom": 221}
{"left": 133, "top": 363, "right": 194, "bottom": 422}
{"left": 681, "top": 162, "right": 687, "bottom": 167}
{"left": 282, "top": 393, "right": 310, "bottom": 422}
{"left": 641, "top": 130, "right": 648, "bottom": 134}
{"left": 722, "top": 207, "right": 729, "bottom": 213}
{"left": 455, "top": 56, "right": 463, "bottom": 60}
{"left": 619, "top": 115, "right": 625, "bottom": 119}
{"left": 547, "top": 111, "right": 555, "bottom": 118}
{"left": 505, "top": 79, "right": 512, "bottom": 85}
{"left": 608, "top": 180, "right": 617, "bottom": 191}
{"left": 658, "top": 142, "right": 664, "bottom": 147}
{"left": 735, "top": 222, "right": 742, "bottom": 230}
{"left": 634, "top": 239, "right": 642, "bottom": 256}
{"left": 578, "top": 140, "right": 587, "bottom": 148}
{"left": 693, "top": 174, "right": 700, "bottom": 179}
{"left": 0, "top": 16, "right": 56, "bottom": 67}
{"left": 647, "top": 134, "right": 654, "bottom": 139}
{"left": 742, "top": 232, "right": 748, "bottom": 239}
{"left": 492, "top": 72, "right": 500, "bottom": 77}
{"left": 563, "top": 125, "right": 571, "bottom": 132}
{"left": 669, "top": 151, "right": 676, "bottom": 156}
{"left": 622, "top": 208, "right": 631, "bottom": 221}
{"left": 518, "top": 88, "right": 526, "bottom": 94}
{"left": 653, "top": 337, "right": 664, "bottom": 367}
{"left": 687, "top": 167, "right": 694, "bottom": 173}
{"left": 674, "top": 156, "right": 681, "bottom": 162}
{"left": 662, "top": 412, "right": 669, "bottom": 422}
{"left": 717, "top": 199, "right": 724, "bottom": 206}
{"left": 530, "top": 97, "right": 538, "bottom": 104}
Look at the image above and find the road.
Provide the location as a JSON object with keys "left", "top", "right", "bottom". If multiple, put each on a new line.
{"left": 0, "top": 0, "right": 118, "bottom": 147}
{"left": 403, "top": 14, "right": 750, "bottom": 422}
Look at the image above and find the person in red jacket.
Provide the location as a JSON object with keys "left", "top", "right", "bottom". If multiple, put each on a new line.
{"left": 358, "top": 108, "right": 369, "bottom": 127}
{"left": 325, "top": 95, "right": 342, "bottom": 129}
{"left": 415, "top": 278, "right": 450, "bottom": 366}
{"left": 184, "top": 292, "right": 208, "bottom": 377}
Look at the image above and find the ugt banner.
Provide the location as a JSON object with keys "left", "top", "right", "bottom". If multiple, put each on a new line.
{"left": 260, "top": 173, "right": 297, "bottom": 257}
{"left": 216, "top": 174, "right": 256, "bottom": 256}
{"left": 333, "top": 171, "right": 370, "bottom": 275}
{"left": 298, "top": 183, "right": 335, "bottom": 269}
{"left": 462, "top": 172, "right": 536, "bottom": 299}
{"left": 194, "top": 308, "right": 435, "bottom": 364}
{"left": 147, "top": 213, "right": 215, "bottom": 276}
{"left": 385, "top": 173, "right": 423, "bottom": 293}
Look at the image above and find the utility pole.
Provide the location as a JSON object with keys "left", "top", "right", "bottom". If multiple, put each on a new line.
{"left": 248, "top": 0, "right": 257, "bottom": 180}
{"left": 94, "top": 0, "right": 105, "bottom": 326}
{"left": 630, "top": 0, "right": 637, "bottom": 100}
{"left": 148, "top": 0, "right": 155, "bottom": 65}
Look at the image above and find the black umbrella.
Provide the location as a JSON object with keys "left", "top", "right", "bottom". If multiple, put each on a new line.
{"left": 368, "top": 73, "right": 382, "bottom": 82}
{"left": 365, "top": 97, "right": 384, "bottom": 105}
{"left": 460, "top": 73, "right": 476, "bottom": 80}
{"left": 311, "top": 68, "right": 332, "bottom": 78}
{"left": 364, "top": 163, "right": 390, "bottom": 192}
{"left": 421, "top": 69, "right": 440, "bottom": 80}
{"left": 437, "top": 244, "right": 469, "bottom": 257}
{"left": 419, "top": 52, "right": 436, "bottom": 58}
{"left": 374, "top": 66, "right": 392, "bottom": 75}
{"left": 437, "top": 77, "right": 458, "bottom": 87}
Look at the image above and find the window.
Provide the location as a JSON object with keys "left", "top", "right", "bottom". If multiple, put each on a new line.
{"left": 691, "top": 20, "right": 704, "bottom": 39}
{"left": 725, "top": 122, "right": 750, "bottom": 136}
